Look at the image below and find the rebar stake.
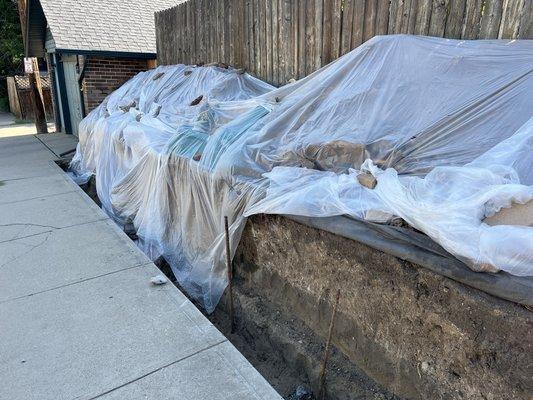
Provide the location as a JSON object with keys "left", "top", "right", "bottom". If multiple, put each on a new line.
{"left": 224, "top": 216, "right": 235, "bottom": 334}
{"left": 318, "top": 289, "right": 341, "bottom": 400}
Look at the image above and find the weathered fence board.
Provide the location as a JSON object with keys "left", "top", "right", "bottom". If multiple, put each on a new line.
{"left": 7, "top": 75, "right": 53, "bottom": 120}
{"left": 155, "top": 0, "right": 533, "bottom": 86}
{"left": 6, "top": 77, "right": 21, "bottom": 118}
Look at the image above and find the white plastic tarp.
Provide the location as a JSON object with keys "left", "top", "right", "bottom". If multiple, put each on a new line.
{"left": 71, "top": 35, "right": 533, "bottom": 312}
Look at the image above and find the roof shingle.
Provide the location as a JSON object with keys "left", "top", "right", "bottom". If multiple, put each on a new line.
{"left": 39, "top": 0, "right": 182, "bottom": 54}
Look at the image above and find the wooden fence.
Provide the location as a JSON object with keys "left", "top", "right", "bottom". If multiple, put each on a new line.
{"left": 7, "top": 75, "right": 54, "bottom": 120}
{"left": 156, "top": 0, "right": 533, "bottom": 86}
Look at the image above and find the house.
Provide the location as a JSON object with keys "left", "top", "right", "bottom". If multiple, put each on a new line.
{"left": 23, "top": 0, "right": 180, "bottom": 135}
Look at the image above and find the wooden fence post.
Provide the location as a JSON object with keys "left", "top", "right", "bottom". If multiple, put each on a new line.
{"left": 6, "top": 77, "right": 22, "bottom": 118}
{"left": 28, "top": 58, "right": 48, "bottom": 133}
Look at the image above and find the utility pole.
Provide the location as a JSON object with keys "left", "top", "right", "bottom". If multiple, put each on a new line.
{"left": 18, "top": 0, "right": 48, "bottom": 133}
{"left": 27, "top": 58, "right": 48, "bottom": 133}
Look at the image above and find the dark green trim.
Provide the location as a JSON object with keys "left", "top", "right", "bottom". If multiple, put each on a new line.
{"left": 47, "top": 53, "right": 62, "bottom": 132}
{"left": 79, "top": 83, "right": 87, "bottom": 119}
{"left": 55, "top": 48, "right": 156, "bottom": 59}
{"left": 77, "top": 55, "right": 87, "bottom": 118}
{"left": 55, "top": 53, "right": 73, "bottom": 134}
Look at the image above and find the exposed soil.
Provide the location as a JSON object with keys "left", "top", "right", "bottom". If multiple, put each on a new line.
{"left": 73, "top": 171, "right": 400, "bottom": 399}
{"left": 155, "top": 258, "right": 400, "bottom": 400}
{"left": 236, "top": 214, "right": 533, "bottom": 400}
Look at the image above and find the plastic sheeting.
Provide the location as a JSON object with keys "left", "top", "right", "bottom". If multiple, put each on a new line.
{"left": 70, "top": 65, "right": 273, "bottom": 218}
{"left": 71, "top": 35, "right": 533, "bottom": 312}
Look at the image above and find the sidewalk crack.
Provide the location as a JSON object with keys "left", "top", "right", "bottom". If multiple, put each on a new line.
{"left": 86, "top": 339, "right": 228, "bottom": 400}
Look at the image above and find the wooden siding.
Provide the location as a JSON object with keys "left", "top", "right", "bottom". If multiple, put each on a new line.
{"left": 44, "top": 27, "right": 56, "bottom": 53}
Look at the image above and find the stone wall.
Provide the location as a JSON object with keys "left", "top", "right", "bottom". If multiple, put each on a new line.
{"left": 235, "top": 214, "right": 533, "bottom": 400}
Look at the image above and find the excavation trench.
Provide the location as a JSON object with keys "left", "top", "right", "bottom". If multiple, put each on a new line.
{"left": 66, "top": 169, "right": 532, "bottom": 400}
{"left": 70, "top": 173, "right": 399, "bottom": 400}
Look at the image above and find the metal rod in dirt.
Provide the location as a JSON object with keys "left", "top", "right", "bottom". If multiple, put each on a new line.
{"left": 318, "top": 289, "right": 341, "bottom": 400}
{"left": 224, "top": 216, "right": 235, "bottom": 334}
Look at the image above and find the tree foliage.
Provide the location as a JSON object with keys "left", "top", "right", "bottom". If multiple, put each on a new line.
{"left": 0, "top": 0, "right": 24, "bottom": 108}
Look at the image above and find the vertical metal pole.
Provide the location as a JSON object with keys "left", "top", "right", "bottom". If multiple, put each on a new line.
{"left": 318, "top": 289, "right": 341, "bottom": 400}
{"left": 224, "top": 216, "right": 235, "bottom": 334}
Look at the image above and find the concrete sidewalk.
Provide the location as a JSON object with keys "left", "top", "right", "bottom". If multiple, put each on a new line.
{"left": 0, "top": 133, "right": 281, "bottom": 400}
{"left": 0, "top": 111, "right": 56, "bottom": 137}
{"left": 0, "top": 112, "right": 16, "bottom": 126}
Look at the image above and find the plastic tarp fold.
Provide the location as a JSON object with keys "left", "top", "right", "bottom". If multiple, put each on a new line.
{"left": 71, "top": 35, "right": 533, "bottom": 312}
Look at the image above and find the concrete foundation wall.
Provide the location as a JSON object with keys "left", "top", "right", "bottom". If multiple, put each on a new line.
{"left": 235, "top": 215, "right": 532, "bottom": 400}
